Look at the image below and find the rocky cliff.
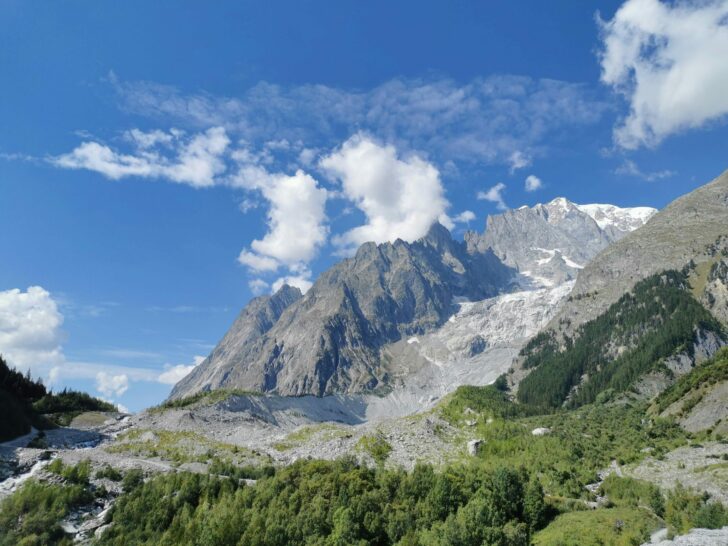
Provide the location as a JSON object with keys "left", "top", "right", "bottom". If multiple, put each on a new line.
{"left": 465, "top": 197, "right": 656, "bottom": 287}
{"left": 171, "top": 223, "right": 513, "bottom": 399}
{"left": 548, "top": 170, "right": 728, "bottom": 335}
{"left": 172, "top": 196, "right": 658, "bottom": 401}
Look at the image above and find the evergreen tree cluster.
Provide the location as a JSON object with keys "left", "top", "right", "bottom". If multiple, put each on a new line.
{"left": 97, "top": 459, "right": 546, "bottom": 546}
{"left": 517, "top": 271, "right": 724, "bottom": 409}
{"left": 0, "top": 355, "right": 116, "bottom": 440}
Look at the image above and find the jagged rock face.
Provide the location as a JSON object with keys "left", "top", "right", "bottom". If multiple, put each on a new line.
{"left": 170, "top": 285, "right": 303, "bottom": 399}
{"left": 701, "top": 256, "right": 728, "bottom": 324}
{"left": 171, "top": 223, "right": 514, "bottom": 399}
{"left": 550, "top": 170, "right": 728, "bottom": 334}
{"left": 465, "top": 197, "right": 656, "bottom": 287}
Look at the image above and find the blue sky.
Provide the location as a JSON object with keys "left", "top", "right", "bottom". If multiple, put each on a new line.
{"left": 1, "top": 0, "right": 727, "bottom": 411}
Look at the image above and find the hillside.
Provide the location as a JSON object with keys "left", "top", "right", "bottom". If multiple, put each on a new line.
{"left": 516, "top": 270, "right": 725, "bottom": 409}
{"left": 548, "top": 170, "right": 728, "bottom": 336}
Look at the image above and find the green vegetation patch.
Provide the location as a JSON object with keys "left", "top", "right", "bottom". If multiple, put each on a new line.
{"left": 33, "top": 390, "right": 116, "bottom": 427}
{"left": 441, "top": 384, "right": 535, "bottom": 424}
{"left": 446, "top": 400, "right": 687, "bottom": 499}
{"left": 533, "top": 506, "right": 657, "bottom": 546}
{"left": 518, "top": 271, "right": 724, "bottom": 409}
{"left": 96, "top": 459, "right": 546, "bottom": 546}
{"left": 150, "top": 388, "right": 262, "bottom": 412}
{"left": 273, "top": 423, "right": 352, "bottom": 451}
{"left": 653, "top": 347, "right": 728, "bottom": 415}
{"left": 356, "top": 432, "right": 393, "bottom": 464}
{"left": 0, "top": 479, "right": 94, "bottom": 546}
{"left": 665, "top": 483, "right": 728, "bottom": 537}
{"left": 106, "top": 428, "right": 267, "bottom": 468}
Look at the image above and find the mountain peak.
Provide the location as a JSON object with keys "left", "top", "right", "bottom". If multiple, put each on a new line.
{"left": 422, "top": 221, "right": 453, "bottom": 248}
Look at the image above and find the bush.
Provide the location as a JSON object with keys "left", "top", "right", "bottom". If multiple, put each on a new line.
{"left": 357, "top": 433, "right": 392, "bottom": 465}
{"left": 95, "top": 464, "right": 123, "bottom": 482}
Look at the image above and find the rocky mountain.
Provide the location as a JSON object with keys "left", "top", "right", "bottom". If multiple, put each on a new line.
{"left": 171, "top": 223, "right": 514, "bottom": 399}
{"left": 465, "top": 197, "right": 656, "bottom": 287}
{"left": 547, "top": 170, "right": 728, "bottom": 335}
{"left": 173, "top": 196, "right": 656, "bottom": 402}
{"left": 512, "top": 170, "right": 728, "bottom": 409}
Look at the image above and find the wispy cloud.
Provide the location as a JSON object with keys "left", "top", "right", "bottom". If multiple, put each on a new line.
{"left": 52, "top": 127, "right": 230, "bottom": 187}
{"left": 615, "top": 159, "right": 676, "bottom": 182}
{"left": 39, "top": 73, "right": 609, "bottom": 291}
{"left": 477, "top": 183, "right": 508, "bottom": 210}
{"left": 146, "top": 304, "right": 229, "bottom": 314}
{"left": 110, "top": 73, "right": 608, "bottom": 167}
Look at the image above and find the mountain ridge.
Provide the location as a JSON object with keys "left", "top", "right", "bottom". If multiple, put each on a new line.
{"left": 171, "top": 196, "right": 655, "bottom": 401}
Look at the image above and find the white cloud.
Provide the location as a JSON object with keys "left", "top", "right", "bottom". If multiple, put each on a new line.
{"left": 477, "top": 183, "right": 508, "bottom": 210}
{"left": 237, "top": 250, "right": 281, "bottom": 273}
{"left": 157, "top": 355, "right": 205, "bottom": 385}
{"left": 508, "top": 151, "right": 531, "bottom": 173}
{"left": 236, "top": 169, "right": 328, "bottom": 271}
{"left": 452, "top": 210, "right": 476, "bottom": 224}
{"left": 248, "top": 279, "right": 270, "bottom": 296}
{"left": 525, "top": 175, "right": 543, "bottom": 192}
{"left": 0, "top": 286, "right": 64, "bottom": 371}
{"left": 320, "top": 134, "right": 449, "bottom": 252}
{"left": 615, "top": 159, "right": 676, "bottom": 181}
{"left": 95, "top": 371, "right": 129, "bottom": 398}
{"left": 271, "top": 275, "right": 313, "bottom": 294}
{"left": 112, "top": 74, "right": 607, "bottom": 167}
{"left": 599, "top": 0, "right": 728, "bottom": 148}
{"left": 52, "top": 127, "right": 230, "bottom": 187}
{"left": 48, "top": 366, "right": 62, "bottom": 387}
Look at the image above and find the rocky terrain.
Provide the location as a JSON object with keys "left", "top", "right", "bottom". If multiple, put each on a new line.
{"left": 467, "top": 197, "right": 656, "bottom": 287}
{"left": 174, "top": 198, "right": 656, "bottom": 403}
{"left": 548, "top": 170, "right": 728, "bottom": 336}
{"left": 5, "top": 178, "right": 728, "bottom": 544}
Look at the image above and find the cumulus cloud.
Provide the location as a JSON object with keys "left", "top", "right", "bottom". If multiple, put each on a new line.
{"left": 615, "top": 159, "right": 676, "bottom": 181}
{"left": 525, "top": 175, "right": 543, "bottom": 192}
{"left": 451, "top": 210, "right": 476, "bottom": 224}
{"left": 321, "top": 134, "right": 449, "bottom": 252}
{"left": 236, "top": 169, "right": 328, "bottom": 272}
{"left": 95, "top": 371, "right": 129, "bottom": 398}
{"left": 52, "top": 127, "right": 230, "bottom": 187}
{"left": 0, "top": 286, "right": 64, "bottom": 371}
{"left": 477, "top": 183, "right": 508, "bottom": 210}
{"left": 248, "top": 279, "right": 270, "bottom": 296}
{"left": 508, "top": 151, "right": 532, "bottom": 173}
{"left": 112, "top": 74, "right": 607, "bottom": 167}
{"left": 157, "top": 355, "right": 205, "bottom": 385}
{"left": 271, "top": 275, "right": 313, "bottom": 294}
{"left": 599, "top": 0, "right": 728, "bottom": 148}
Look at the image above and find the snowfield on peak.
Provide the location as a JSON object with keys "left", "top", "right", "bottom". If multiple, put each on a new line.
{"left": 575, "top": 202, "right": 657, "bottom": 232}
{"left": 531, "top": 197, "right": 656, "bottom": 233}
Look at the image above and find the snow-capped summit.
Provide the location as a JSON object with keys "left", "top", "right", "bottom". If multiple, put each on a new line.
{"left": 468, "top": 197, "right": 659, "bottom": 289}
{"left": 532, "top": 197, "right": 656, "bottom": 233}
{"left": 575, "top": 203, "right": 657, "bottom": 232}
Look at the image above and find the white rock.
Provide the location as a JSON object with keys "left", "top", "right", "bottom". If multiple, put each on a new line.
{"left": 467, "top": 439, "right": 483, "bottom": 455}
{"left": 531, "top": 427, "right": 552, "bottom": 436}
